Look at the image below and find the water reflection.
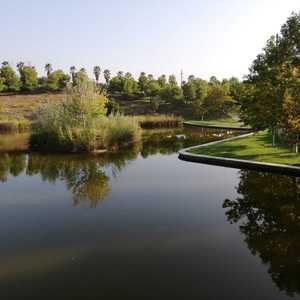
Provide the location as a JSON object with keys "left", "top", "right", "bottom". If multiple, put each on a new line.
{"left": 223, "top": 170, "right": 300, "bottom": 297}
{"left": 0, "top": 151, "right": 139, "bottom": 207}
{"left": 0, "top": 128, "right": 231, "bottom": 207}
{"left": 0, "top": 128, "right": 235, "bottom": 207}
{"left": 141, "top": 127, "right": 233, "bottom": 157}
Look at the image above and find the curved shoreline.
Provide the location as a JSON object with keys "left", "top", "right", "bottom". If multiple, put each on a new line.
{"left": 178, "top": 133, "right": 300, "bottom": 176}
{"left": 183, "top": 121, "right": 252, "bottom": 131}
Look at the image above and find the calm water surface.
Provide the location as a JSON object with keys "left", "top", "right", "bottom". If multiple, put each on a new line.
{"left": 0, "top": 128, "right": 300, "bottom": 300}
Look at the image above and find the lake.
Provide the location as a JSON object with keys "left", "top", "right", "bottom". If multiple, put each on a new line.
{"left": 0, "top": 127, "right": 299, "bottom": 300}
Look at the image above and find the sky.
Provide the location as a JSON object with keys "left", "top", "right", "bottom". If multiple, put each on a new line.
{"left": 1, "top": 0, "right": 299, "bottom": 81}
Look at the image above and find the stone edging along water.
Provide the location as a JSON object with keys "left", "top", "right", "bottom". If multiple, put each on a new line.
{"left": 178, "top": 132, "right": 300, "bottom": 176}
{"left": 183, "top": 121, "right": 252, "bottom": 131}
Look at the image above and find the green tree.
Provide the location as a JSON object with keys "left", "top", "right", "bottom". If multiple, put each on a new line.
{"left": 44, "top": 70, "right": 70, "bottom": 91}
{"left": 108, "top": 76, "right": 123, "bottom": 93}
{"left": 238, "top": 13, "right": 300, "bottom": 147}
{"left": 145, "top": 80, "right": 161, "bottom": 97}
{"left": 160, "top": 84, "right": 183, "bottom": 104}
{"left": 168, "top": 74, "right": 177, "bottom": 86}
{"left": 21, "top": 66, "right": 38, "bottom": 91}
{"left": 158, "top": 74, "right": 167, "bottom": 87}
{"left": 0, "top": 62, "right": 20, "bottom": 91}
{"left": 122, "top": 77, "right": 138, "bottom": 98}
{"left": 138, "top": 72, "right": 148, "bottom": 94}
{"left": 182, "top": 81, "right": 196, "bottom": 103}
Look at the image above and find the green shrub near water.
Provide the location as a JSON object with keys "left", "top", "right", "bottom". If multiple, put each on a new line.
{"left": 105, "top": 115, "right": 141, "bottom": 148}
{"left": 29, "top": 80, "right": 141, "bottom": 152}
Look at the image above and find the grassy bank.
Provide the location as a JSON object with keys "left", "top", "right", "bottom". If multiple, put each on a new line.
{"left": 134, "top": 114, "right": 183, "bottom": 128}
{"left": 189, "top": 131, "right": 300, "bottom": 165}
{"left": 185, "top": 118, "right": 250, "bottom": 129}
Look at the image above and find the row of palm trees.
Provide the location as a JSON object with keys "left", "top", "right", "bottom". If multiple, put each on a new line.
{"left": 1, "top": 61, "right": 112, "bottom": 85}
{"left": 44, "top": 63, "right": 111, "bottom": 84}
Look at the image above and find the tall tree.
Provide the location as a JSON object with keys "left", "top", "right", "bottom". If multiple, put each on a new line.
{"left": 0, "top": 62, "right": 20, "bottom": 91}
{"left": 44, "top": 63, "right": 53, "bottom": 77}
{"left": 20, "top": 65, "right": 38, "bottom": 91}
{"left": 70, "top": 66, "right": 76, "bottom": 83}
{"left": 103, "top": 69, "right": 111, "bottom": 85}
{"left": 168, "top": 75, "right": 177, "bottom": 86}
{"left": 158, "top": 74, "right": 167, "bottom": 87}
{"left": 240, "top": 13, "right": 300, "bottom": 145}
{"left": 93, "top": 66, "right": 101, "bottom": 84}
{"left": 138, "top": 72, "right": 148, "bottom": 94}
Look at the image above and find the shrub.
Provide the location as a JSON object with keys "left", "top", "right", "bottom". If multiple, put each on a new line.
{"left": 134, "top": 114, "right": 183, "bottom": 128}
{"left": 30, "top": 80, "right": 141, "bottom": 152}
{"left": 104, "top": 115, "right": 141, "bottom": 149}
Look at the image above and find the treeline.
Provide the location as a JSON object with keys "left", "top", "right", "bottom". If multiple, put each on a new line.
{"left": 0, "top": 61, "right": 243, "bottom": 118}
{"left": 106, "top": 72, "right": 241, "bottom": 119}
{"left": 238, "top": 12, "right": 300, "bottom": 149}
{"left": 0, "top": 62, "right": 71, "bottom": 92}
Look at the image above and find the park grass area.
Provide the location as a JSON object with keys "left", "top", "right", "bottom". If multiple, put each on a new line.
{"left": 186, "top": 118, "right": 250, "bottom": 129}
{"left": 134, "top": 114, "right": 183, "bottom": 128}
{"left": 189, "top": 131, "right": 300, "bottom": 165}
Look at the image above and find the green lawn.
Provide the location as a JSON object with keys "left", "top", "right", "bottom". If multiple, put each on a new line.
{"left": 185, "top": 118, "right": 251, "bottom": 129}
{"left": 189, "top": 131, "right": 300, "bottom": 165}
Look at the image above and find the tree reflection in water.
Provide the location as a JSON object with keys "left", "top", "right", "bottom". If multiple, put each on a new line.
{"left": 223, "top": 170, "right": 300, "bottom": 297}
{"left": 0, "top": 128, "right": 235, "bottom": 207}
{"left": 0, "top": 149, "right": 140, "bottom": 208}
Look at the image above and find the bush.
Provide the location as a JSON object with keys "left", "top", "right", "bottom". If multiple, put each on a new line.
{"left": 29, "top": 80, "right": 141, "bottom": 152}
{"left": 104, "top": 115, "right": 141, "bottom": 149}
{"left": 134, "top": 114, "right": 183, "bottom": 128}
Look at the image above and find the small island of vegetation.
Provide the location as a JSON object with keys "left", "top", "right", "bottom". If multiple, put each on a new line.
{"left": 29, "top": 79, "right": 141, "bottom": 153}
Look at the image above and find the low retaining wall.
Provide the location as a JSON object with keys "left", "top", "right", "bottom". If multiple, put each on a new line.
{"left": 178, "top": 133, "right": 300, "bottom": 176}
{"left": 183, "top": 121, "right": 252, "bottom": 131}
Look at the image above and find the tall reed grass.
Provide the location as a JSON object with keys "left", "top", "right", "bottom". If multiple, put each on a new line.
{"left": 134, "top": 114, "right": 183, "bottom": 128}
{"left": 29, "top": 80, "right": 141, "bottom": 152}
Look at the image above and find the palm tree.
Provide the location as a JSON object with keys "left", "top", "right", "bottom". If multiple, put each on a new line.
{"left": 103, "top": 69, "right": 111, "bottom": 85}
{"left": 2, "top": 61, "right": 9, "bottom": 66}
{"left": 117, "top": 71, "right": 124, "bottom": 77}
{"left": 70, "top": 66, "right": 76, "bottom": 83}
{"left": 93, "top": 66, "right": 101, "bottom": 84}
{"left": 148, "top": 74, "right": 154, "bottom": 80}
{"left": 45, "top": 63, "right": 53, "bottom": 77}
{"left": 17, "top": 62, "right": 24, "bottom": 78}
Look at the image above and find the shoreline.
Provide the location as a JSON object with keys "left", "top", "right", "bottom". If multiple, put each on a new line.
{"left": 178, "top": 132, "right": 300, "bottom": 176}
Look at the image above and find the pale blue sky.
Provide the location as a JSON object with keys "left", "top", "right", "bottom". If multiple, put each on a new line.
{"left": 1, "top": 0, "right": 299, "bottom": 81}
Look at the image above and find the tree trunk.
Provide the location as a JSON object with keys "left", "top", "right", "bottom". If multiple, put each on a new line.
{"left": 296, "top": 143, "right": 298, "bottom": 154}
